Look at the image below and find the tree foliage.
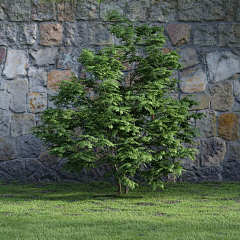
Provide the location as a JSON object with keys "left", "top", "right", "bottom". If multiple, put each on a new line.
{"left": 32, "top": 12, "right": 203, "bottom": 195}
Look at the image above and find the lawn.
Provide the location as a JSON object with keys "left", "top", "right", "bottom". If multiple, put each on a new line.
{"left": 0, "top": 181, "right": 240, "bottom": 240}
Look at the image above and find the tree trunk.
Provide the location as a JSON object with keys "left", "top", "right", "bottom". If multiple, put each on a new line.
{"left": 116, "top": 180, "right": 122, "bottom": 195}
{"left": 124, "top": 186, "right": 129, "bottom": 194}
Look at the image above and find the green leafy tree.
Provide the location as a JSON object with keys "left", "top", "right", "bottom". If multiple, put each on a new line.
{"left": 32, "top": 12, "right": 203, "bottom": 195}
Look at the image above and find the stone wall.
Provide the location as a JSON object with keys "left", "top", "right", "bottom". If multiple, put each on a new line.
{"left": 0, "top": 0, "right": 240, "bottom": 183}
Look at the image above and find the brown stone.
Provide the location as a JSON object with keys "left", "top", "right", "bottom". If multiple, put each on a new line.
{"left": 167, "top": 24, "right": 191, "bottom": 46}
{"left": 210, "top": 81, "right": 234, "bottom": 111}
{"left": 47, "top": 70, "right": 73, "bottom": 90}
{"left": 0, "top": 47, "right": 5, "bottom": 64}
{"left": 218, "top": 113, "right": 239, "bottom": 141}
{"left": 57, "top": 3, "right": 75, "bottom": 22}
{"left": 181, "top": 93, "right": 210, "bottom": 110}
{"left": 179, "top": 66, "right": 207, "bottom": 93}
{"left": 40, "top": 23, "right": 63, "bottom": 46}
{"left": 27, "top": 93, "right": 47, "bottom": 113}
{"left": 201, "top": 137, "right": 227, "bottom": 167}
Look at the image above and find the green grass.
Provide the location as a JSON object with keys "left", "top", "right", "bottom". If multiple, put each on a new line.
{"left": 0, "top": 181, "right": 240, "bottom": 240}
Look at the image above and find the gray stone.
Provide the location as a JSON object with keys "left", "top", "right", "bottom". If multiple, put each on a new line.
{"left": 0, "top": 160, "right": 26, "bottom": 182}
{"left": 0, "top": 23, "right": 17, "bottom": 46}
{"left": 57, "top": 47, "right": 73, "bottom": 70}
{"left": 126, "top": 0, "right": 149, "bottom": 22}
{"left": 228, "top": 143, "right": 240, "bottom": 162}
{"left": 100, "top": 0, "right": 125, "bottom": 21}
{"left": 149, "top": 0, "right": 176, "bottom": 22}
{"left": 39, "top": 151, "right": 61, "bottom": 169}
{"left": 64, "top": 22, "right": 87, "bottom": 47}
{"left": 177, "top": 0, "right": 202, "bottom": 22}
{"left": 196, "top": 110, "right": 217, "bottom": 138}
{"left": 210, "top": 81, "right": 234, "bottom": 111}
{"left": 201, "top": 137, "right": 227, "bottom": 167}
{"left": 206, "top": 51, "right": 240, "bottom": 83}
{"left": 27, "top": 93, "right": 47, "bottom": 113}
{"left": 179, "top": 48, "right": 199, "bottom": 69}
{"left": 196, "top": 165, "right": 223, "bottom": 182}
{"left": 179, "top": 171, "right": 198, "bottom": 183}
{"left": 226, "top": 0, "right": 238, "bottom": 21}
{"left": 0, "top": 137, "right": 16, "bottom": 161}
{"left": 0, "top": 5, "right": 6, "bottom": 20}
{"left": 202, "top": 0, "right": 225, "bottom": 20}
{"left": 27, "top": 164, "right": 61, "bottom": 183}
{"left": 7, "top": 0, "right": 31, "bottom": 21}
{"left": 233, "top": 80, "right": 240, "bottom": 96}
{"left": 0, "top": 111, "right": 11, "bottom": 137}
{"left": 0, "top": 91, "right": 10, "bottom": 110}
{"left": 3, "top": 50, "right": 28, "bottom": 79}
{"left": 28, "top": 67, "right": 48, "bottom": 92}
{"left": 32, "top": 0, "right": 56, "bottom": 21}
{"left": 219, "top": 24, "right": 240, "bottom": 48}
{"left": 193, "top": 25, "right": 217, "bottom": 46}
{"left": 75, "top": 0, "right": 99, "bottom": 20}
{"left": 18, "top": 135, "right": 42, "bottom": 158}
{"left": 19, "top": 24, "right": 37, "bottom": 45}
{"left": 30, "top": 48, "right": 58, "bottom": 66}
{"left": 25, "top": 158, "right": 42, "bottom": 177}
{"left": 88, "top": 23, "right": 113, "bottom": 46}
{"left": 0, "top": 170, "right": 16, "bottom": 182}
{"left": 223, "top": 161, "right": 240, "bottom": 182}
{"left": 179, "top": 66, "right": 207, "bottom": 93}
{"left": 7, "top": 79, "right": 28, "bottom": 113}
{"left": 180, "top": 140, "right": 200, "bottom": 170}
{"left": 167, "top": 24, "right": 191, "bottom": 46}
{"left": 11, "top": 114, "right": 36, "bottom": 138}
{"left": 88, "top": 163, "right": 113, "bottom": 183}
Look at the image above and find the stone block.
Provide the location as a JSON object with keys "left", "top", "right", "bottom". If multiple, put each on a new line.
{"left": 32, "top": 0, "right": 56, "bottom": 21}
{"left": 7, "top": 0, "right": 31, "bottom": 21}
{"left": 196, "top": 165, "right": 222, "bottom": 182}
{"left": 179, "top": 48, "right": 199, "bottom": 69}
{"left": 0, "top": 5, "right": 6, "bottom": 20}
{"left": 0, "top": 91, "right": 9, "bottom": 110}
{"left": 47, "top": 70, "right": 73, "bottom": 91}
{"left": 57, "top": 2, "right": 75, "bottom": 22}
{"left": 181, "top": 93, "right": 210, "bottom": 110}
{"left": 218, "top": 113, "right": 239, "bottom": 141}
{"left": 18, "top": 134, "right": 42, "bottom": 158}
{"left": 57, "top": 47, "right": 72, "bottom": 70}
{"left": 201, "top": 137, "right": 226, "bottom": 167}
{"left": 27, "top": 93, "right": 47, "bottom": 113}
{"left": 149, "top": 0, "right": 176, "bottom": 22}
{"left": 202, "top": 0, "right": 225, "bottom": 20}
{"left": 0, "top": 111, "right": 11, "bottom": 137}
{"left": 25, "top": 158, "right": 42, "bottom": 177}
{"left": 179, "top": 66, "right": 207, "bottom": 93}
{"left": 88, "top": 23, "right": 113, "bottom": 46}
{"left": 196, "top": 110, "right": 217, "bottom": 138}
{"left": 126, "top": 0, "right": 149, "bottom": 22}
{"left": 3, "top": 50, "right": 28, "bottom": 79}
{"left": 11, "top": 114, "right": 36, "bottom": 138}
{"left": 193, "top": 25, "right": 217, "bottom": 46}
{"left": 210, "top": 81, "right": 234, "bottom": 111}
{"left": 0, "top": 47, "right": 6, "bottom": 64}
{"left": 28, "top": 67, "right": 48, "bottom": 93}
{"left": 30, "top": 48, "right": 58, "bottom": 66}
{"left": 228, "top": 143, "right": 240, "bottom": 162}
{"left": 0, "top": 170, "right": 16, "bottom": 182}
{"left": 180, "top": 140, "right": 200, "bottom": 170}
{"left": 0, "top": 137, "right": 16, "bottom": 161}
{"left": 177, "top": 0, "right": 202, "bottom": 22}
{"left": 40, "top": 23, "right": 63, "bottom": 46}
{"left": 207, "top": 51, "right": 240, "bottom": 83}
{"left": 223, "top": 161, "right": 240, "bottom": 181}
{"left": 64, "top": 22, "right": 87, "bottom": 47}
{"left": 226, "top": 0, "right": 238, "bottom": 21}
{"left": 19, "top": 24, "right": 37, "bottom": 45}
{"left": 0, "top": 23, "right": 17, "bottom": 46}
{"left": 178, "top": 171, "right": 198, "bottom": 183}
{"left": 0, "top": 160, "right": 26, "bottom": 182}
{"left": 75, "top": 0, "right": 99, "bottom": 20}
{"left": 100, "top": 0, "right": 125, "bottom": 21}
{"left": 219, "top": 24, "right": 240, "bottom": 48}
{"left": 167, "top": 24, "right": 191, "bottom": 46}
{"left": 39, "top": 151, "right": 61, "bottom": 169}
{"left": 7, "top": 79, "right": 28, "bottom": 113}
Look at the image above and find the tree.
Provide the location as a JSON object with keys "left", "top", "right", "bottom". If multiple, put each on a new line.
{"left": 32, "top": 12, "right": 203, "bottom": 195}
